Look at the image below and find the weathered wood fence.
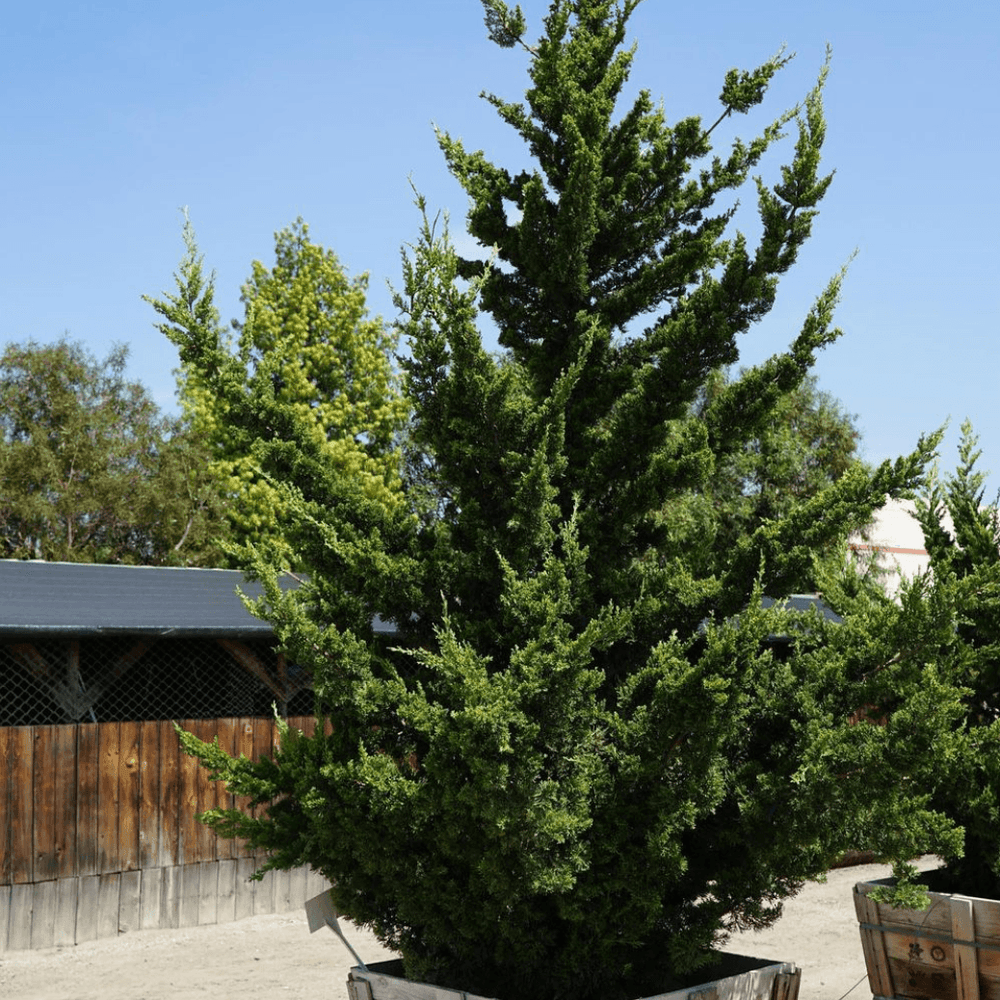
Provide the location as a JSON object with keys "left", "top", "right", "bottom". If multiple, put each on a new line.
{"left": 0, "top": 715, "right": 330, "bottom": 953}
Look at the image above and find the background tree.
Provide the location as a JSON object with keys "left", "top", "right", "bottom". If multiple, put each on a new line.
{"left": 662, "top": 371, "right": 867, "bottom": 587}
{"left": 0, "top": 337, "right": 226, "bottom": 565}
{"left": 172, "top": 4, "right": 959, "bottom": 999}
{"left": 150, "top": 216, "right": 408, "bottom": 569}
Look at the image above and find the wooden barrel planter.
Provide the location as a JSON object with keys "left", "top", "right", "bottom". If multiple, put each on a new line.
{"left": 346, "top": 954, "right": 801, "bottom": 1000}
{"left": 855, "top": 877, "right": 1000, "bottom": 1000}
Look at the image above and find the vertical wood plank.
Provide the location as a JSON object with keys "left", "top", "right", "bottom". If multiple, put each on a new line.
{"left": 272, "top": 867, "right": 292, "bottom": 914}
{"left": 118, "top": 869, "right": 142, "bottom": 934}
{"left": 178, "top": 862, "right": 201, "bottom": 929}
{"left": 159, "top": 865, "right": 180, "bottom": 930}
{"left": 96, "top": 872, "right": 121, "bottom": 941}
{"left": 0, "top": 883, "right": 10, "bottom": 955}
{"left": 140, "top": 866, "right": 163, "bottom": 931}
{"left": 194, "top": 718, "right": 218, "bottom": 864}
{"left": 854, "top": 888, "right": 894, "bottom": 1000}
{"left": 53, "top": 876, "right": 79, "bottom": 947}
{"left": 29, "top": 879, "right": 57, "bottom": 950}
{"left": 118, "top": 720, "right": 141, "bottom": 872}
{"left": 287, "top": 866, "right": 308, "bottom": 912}
{"left": 8, "top": 726, "right": 34, "bottom": 884}
{"left": 177, "top": 719, "right": 201, "bottom": 866}
{"left": 253, "top": 867, "right": 275, "bottom": 916}
{"left": 953, "top": 896, "right": 980, "bottom": 1000}
{"left": 234, "top": 856, "right": 256, "bottom": 922}
{"left": 53, "top": 725, "right": 78, "bottom": 879}
{"left": 252, "top": 718, "right": 275, "bottom": 862}
{"left": 7, "top": 883, "right": 33, "bottom": 950}
{"left": 216, "top": 859, "right": 237, "bottom": 924}
{"left": 76, "top": 874, "right": 100, "bottom": 943}
{"left": 158, "top": 720, "right": 180, "bottom": 868}
{"left": 138, "top": 721, "right": 161, "bottom": 870}
{"left": 0, "top": 728, "right": 11, "bottom": 886}
{"left": 214, "top": 718, "right": 238, "bottom": 861}
{"left": 76, "top": 724, "right": 100, "bottom": 877}
{"left": 198, "top": 859, "right": 219, "bottom": 926}
{"left": 234, "top": 718, "right": 257, "bottom": 859}
{"left": 97, "top": 722, "right": 121, "bottom": 875}
{"left": 32, "top": 727, "right": 59, "bottom": 882}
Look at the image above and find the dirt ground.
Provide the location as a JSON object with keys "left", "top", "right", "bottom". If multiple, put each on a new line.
{"left": 0, "top": 857, "right": 940, "bottom": 1000}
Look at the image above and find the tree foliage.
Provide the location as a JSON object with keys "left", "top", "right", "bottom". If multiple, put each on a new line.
{"left": 908, "top": 422, "right": 1000, "bottom": 895}
{"left": 0, "top": 337, "right": 226, "bottom": 565}
{"left": 171, "top": 4, "right": 960, "bottom": 998}
{"left": 148, "top": 216, "right": 408, "bottom": 569}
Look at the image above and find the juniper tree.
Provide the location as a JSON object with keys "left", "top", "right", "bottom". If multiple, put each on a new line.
{"left": 170, "top": 3, "right": 962, "bottom": 998}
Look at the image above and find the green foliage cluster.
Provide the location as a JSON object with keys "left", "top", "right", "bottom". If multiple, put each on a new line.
{"left": 169, "top": 3, "right": 969, "bottom": 997}
{"left": 147, "top": 217, "right": 407, "bottom": 570}
{"left": 0, "top": 337, "right": 226, "bottom": 565}
{"left": 907, "top": 422, "right": 1000, "bottom": 896}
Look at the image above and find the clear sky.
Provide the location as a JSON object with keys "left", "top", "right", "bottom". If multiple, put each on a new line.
{"left": 3, "top": 1, "right": 999, "bottom": 496}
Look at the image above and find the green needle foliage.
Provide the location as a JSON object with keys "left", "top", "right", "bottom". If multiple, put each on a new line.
{"left": 908, "top": 422, "right": 1000, "bottom": 896}
{"left": 169, "top": 3, "right": 965, "bottom": 997}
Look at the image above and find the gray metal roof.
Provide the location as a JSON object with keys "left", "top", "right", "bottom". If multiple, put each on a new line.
{"left": 0, "top": 559, "right": 289, "bottom": 638}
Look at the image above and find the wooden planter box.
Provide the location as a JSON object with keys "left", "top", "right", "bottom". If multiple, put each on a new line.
{"left": 346, "top": 954, "right": 801, "bottom": 1000}
{"left": 855, "top": 877, "right": 1000, "bottom": 1000}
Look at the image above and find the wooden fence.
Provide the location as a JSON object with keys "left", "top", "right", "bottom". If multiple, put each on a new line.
{"left": 0, "top": 715, "right": 330, "bottom": 953}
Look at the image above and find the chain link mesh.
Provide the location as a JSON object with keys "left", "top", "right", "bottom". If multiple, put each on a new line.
{"left": 0, "top": 636, "right": 315, "bottom": 727}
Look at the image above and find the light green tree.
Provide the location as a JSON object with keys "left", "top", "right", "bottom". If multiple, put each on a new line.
{"left": 148, "top": 216, "right": 409, "bottom": 568}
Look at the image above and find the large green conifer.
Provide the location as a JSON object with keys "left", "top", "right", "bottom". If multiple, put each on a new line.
{"left": 169, "top": 4, "right": 963, "bottom": 997}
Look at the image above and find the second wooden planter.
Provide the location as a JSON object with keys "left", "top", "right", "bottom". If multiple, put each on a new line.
{"left": 855, "top": 876, "right": 1000, "bottom": 1000}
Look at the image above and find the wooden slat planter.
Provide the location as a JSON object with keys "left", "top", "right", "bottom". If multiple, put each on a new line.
{"left": 855, "top": 878, "right": 1000, "bottom": 1000}
{"left": 347, "top": 955, "right": 801, "bottom": 1000}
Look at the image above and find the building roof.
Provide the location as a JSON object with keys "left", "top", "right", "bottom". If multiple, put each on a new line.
{"left": 0, "top": 559, "right": 295, "bottom": 638}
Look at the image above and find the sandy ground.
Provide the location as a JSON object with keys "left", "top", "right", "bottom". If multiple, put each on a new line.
{"left": 0, "top": 857, "right": 940, "bottom": 1000}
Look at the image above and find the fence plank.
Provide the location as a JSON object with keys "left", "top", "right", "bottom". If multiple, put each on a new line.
{"left": 97, "top": 722, "right": 121, "bottom": 874}
{"left": 158, "top": 720, "right": 180, "bottom": 868}
{"left": 77, "top": 875, "right": 100, "bottom": 943}
{"left": 217, "top": 858, "right": 237, "bottom": 924}
{"left": 215, "top": 718, "right": 238, "bottom": 861}
{"left": 118, "top": 720, "right": 141, "bottom": 872}
{"left": 177, "top": 720, "right": 201, "bottom": 866}
{"left": 96, "top": 872, "right": 120, "bottom": 940}
{"left": 8, "top": 882, "right": 33, "bottom": 950}
{"left": 179, "top": 862, "right": 201, "bottom": 929}
{"left": 140, "top": 866, "right": 162, "bottom": 931}
{"left": 76, "top": 724, "right": 100, "bottom": 877}
{"left": 29, "top": 879, "right": 56, "bottom": 950}
{"left": 194, "top": 718, "right": 218, "bottom": 864}
{"left": 234, "top": 856, "right": 257, "bottom": 922}
{"left": 118, "top": 869, "right": 141, "bottom": 934}
{"left": 252, "top": 718, "right": 275, "bottom": 861}
{"left": 233, "top": 718, "right": 257, "bottom": 859}
{"left": 138, "top": 720, "right": 161, "bottom": 870}
{"left": 198, "top": 859, "right": 219, "bottom": 926}
{"left": 0, "top": 728, "right": 10, "bottom": 886}
{"left": 159, "top": 865, "right": 180, "bottom": 930}
{"left": 54, "top": 876, "right": 78, "bottom": 947}
{"left": 8, "top": 727, "right": 34, "bottom": 884}
{"left": 54, "top": 725, "right": 78, "bottom": 879}
{"left": 33, "top": 727, "right": 59, "bottom": 882}
{"left": 0, "top": 883, "right": 10, "bottom": 954}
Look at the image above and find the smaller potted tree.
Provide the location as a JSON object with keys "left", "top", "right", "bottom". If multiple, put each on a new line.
{"left": 854, "top": 423, "right": 1000, "bottom": 1000}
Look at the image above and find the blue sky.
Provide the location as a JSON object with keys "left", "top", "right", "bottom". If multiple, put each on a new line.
{"left": 3, "top": 1, "right": 999, "bottom": 496}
